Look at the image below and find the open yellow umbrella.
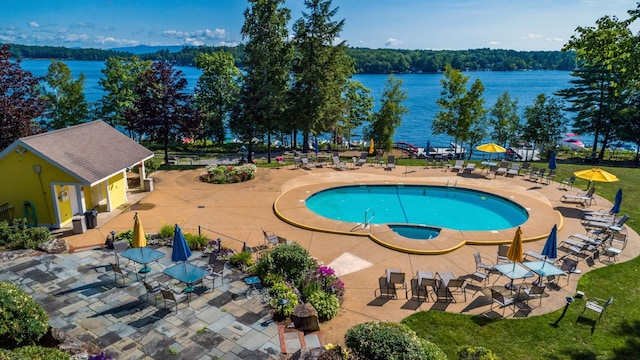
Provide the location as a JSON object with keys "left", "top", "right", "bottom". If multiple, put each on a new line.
{"left": 507, "top": 226, "right": 523, "bottom": 263}
{"left": 476, "top": 142, "right": 507, "bottom": 153}
{"left": 132, "top": 212, "right": 147, "bottom": 248}
{"left": 574, "top": 168, "right": 619, "bottom": 183}
{"left": 368, "top": 139, "right": 375, "bottom": 155}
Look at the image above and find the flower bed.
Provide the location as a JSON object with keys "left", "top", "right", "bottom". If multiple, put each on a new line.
{"left": 198, "top": 164, "right": 257, "bottom": 184}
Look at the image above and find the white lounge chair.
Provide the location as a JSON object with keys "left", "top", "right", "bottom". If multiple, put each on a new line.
{"left": 450, "top": 160, "right": 464, "bottom": 172}
{"left": 332, "top": 156, "right": 348, "bottom": 170}
{"left": 560, "top": 186, "right": 596, "bottom": 207}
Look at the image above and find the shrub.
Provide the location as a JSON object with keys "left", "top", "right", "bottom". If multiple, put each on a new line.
{"left": 457, "top": 346, "right": 499, "bottom": 360}
{"left": 157, "top": 224, "right": 174, "bottom": 239}
{"left": 0, "top": 282, "right": 48, "bottom": 348}
{"left": 199, "top": 163, "right": 256, "bottom": 184}
{"left": 256, "top": 243, "right": 314, "bottom": 284}
{"left": 306, "top": 291, "right": 340, "bottom": 320}
{"left": 184, "top": 232, "right": 208, "bottom": 250}
{"left": 229, "top": 250, "right": 255, "bottom": 269}
{"left": 268, "top": 282, "right": 298, "bottom": 317}
{"left": 10, "top": 345, "right": 70, "bottom": 359}
{"left": 0, "top": 218, "right": 52, "bottom": 250}
{"left": 345, "top": 321, "right": 447, "bottom": 360}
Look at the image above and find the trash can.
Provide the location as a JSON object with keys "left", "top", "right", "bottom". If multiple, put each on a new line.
{"left": 84, "top": 209, "right": 98, "bottom": 229}
{"left": 143, "top": 178, "right": 154, "bottom": 192}
{"left": 72, "top": 215, "right": 86, "bottom": 234}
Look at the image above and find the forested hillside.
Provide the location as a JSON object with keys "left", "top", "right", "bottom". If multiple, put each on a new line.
{"left": 4, "top": 43, "right": 575, "bottom": 73}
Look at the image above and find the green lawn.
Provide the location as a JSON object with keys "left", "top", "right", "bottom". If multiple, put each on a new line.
{"left": 401, "top": 161, "right": 640, "bottom": 359}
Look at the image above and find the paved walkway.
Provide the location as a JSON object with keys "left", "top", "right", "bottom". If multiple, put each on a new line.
{"left": 3, "top": 163, "right": 638, "bottom": 358}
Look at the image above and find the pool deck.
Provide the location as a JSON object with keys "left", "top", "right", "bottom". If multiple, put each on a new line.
{"left": 5, "top": 162, "right": 638, "bottom": 358}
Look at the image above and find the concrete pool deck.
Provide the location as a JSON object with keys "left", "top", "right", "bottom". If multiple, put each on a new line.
{"left": 19, "top": 162, "right": 640, "bottom": 356}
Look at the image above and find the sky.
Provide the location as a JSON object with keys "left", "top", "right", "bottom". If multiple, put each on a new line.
{"left": 1, "top": 0, "right": 638, "bottom": 51}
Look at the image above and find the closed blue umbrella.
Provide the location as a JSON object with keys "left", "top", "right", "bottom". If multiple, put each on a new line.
{"left": 426, "top": 140, "right": 431, "bottom": 156}
{"left": 548, "top": 151, "right": 557, "bottom": 170}
{"left": 171, "top": 224, "right": 192, "bottom": 263}
{"left": 314, "top": 137, "right": 319, "bottom": 156}
{"left": 541, "top": 224, "right": 558, "bottom": 261}
{"left": 611, "top": 188, "right": 623, "bottom": 214}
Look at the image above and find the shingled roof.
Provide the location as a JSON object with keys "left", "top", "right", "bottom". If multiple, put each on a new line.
{"left": 11, "top": 121, "right": 154, "bottom": 185}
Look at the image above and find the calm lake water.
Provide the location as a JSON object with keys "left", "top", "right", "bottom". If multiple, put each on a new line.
{"left": 21, "top": 59, "right": 572, "bottom": 148}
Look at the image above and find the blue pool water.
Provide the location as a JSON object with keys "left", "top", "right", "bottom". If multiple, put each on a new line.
{"left": 388, "top": 224, "right": 441, "bottom": 239}
{"left": 305, "top": 185, "right": 528, "bottom": 231}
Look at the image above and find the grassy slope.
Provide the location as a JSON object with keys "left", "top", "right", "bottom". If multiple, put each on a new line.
{"left": 400, "top": 162, "right": 640, "bottom": 359}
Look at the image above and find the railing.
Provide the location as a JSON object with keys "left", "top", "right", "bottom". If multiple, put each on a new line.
{"left": 199, "top": 225, "right": 248, "bottom": 252}
{"left": 364, "top": 208, "right": 375, "bottom": 228}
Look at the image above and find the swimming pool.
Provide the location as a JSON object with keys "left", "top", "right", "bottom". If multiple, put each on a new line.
{"left": 305, "top": 184, "right": 528, "bottom": 231}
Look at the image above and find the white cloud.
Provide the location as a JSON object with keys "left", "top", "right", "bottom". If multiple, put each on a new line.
{"left": 546, "top": 37, "right": 564, "bottom": 42}
{"left": 489, "top": 41, "right": 500, "bottom": 45}
{"left": 29, "top": 21, "right": 40, "bottom": 28}
{"left": 95, "top": 36, "right": 139, "bottom": 46}
{"left": 522, "top": 33, "right": 541, "bottom": 40}
{"left": 384, "top": 38, "right": 403, "bottom": 46}
{"left": 184, "top": 37, "right": 204, "bottom": 46}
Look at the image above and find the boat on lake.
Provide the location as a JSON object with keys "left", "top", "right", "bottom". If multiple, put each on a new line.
{"left": 559, "top": 133, "right": 586, "bottom": 151}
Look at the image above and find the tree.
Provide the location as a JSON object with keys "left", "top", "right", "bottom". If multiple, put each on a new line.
{"left": 522, "top": 94, "right": 567, "bottom": 157}
{"left": 125, "top": 62, "right": 200, "bottom": 164}
{"left": 291, "top": 0, "right": 355, "bottom": 153}
{"left": 194, "top": 52, "right": 241, "bottom": 147}
{"left": 340, "top": 80, "right": 373, "bottom": 144}
{"left": 366, "top": 75, "right": 408, "bottom": 153}
{"left": 488, "top": 92, "right": 520, "bottom": 148}
{"left": 556, "top": 66, "right": 622, "bottom": 160}
{"left": 231, "top": 0, "right": 292, "bottom": 163}
{"left": 42, "top": 60, "right": 89, "bottom": 129}
{"left": 0, "top": 44, "right": 46, "bottom": 150}
{"left": 431, "top": 64, "right": 486, "bottom": 158}
{"left": 96, "top": 56, "right": 152, "bottom": 136}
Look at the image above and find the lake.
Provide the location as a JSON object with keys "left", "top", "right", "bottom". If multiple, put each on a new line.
{"left": 21, "top": 59, "right": 572, "bottom": 149}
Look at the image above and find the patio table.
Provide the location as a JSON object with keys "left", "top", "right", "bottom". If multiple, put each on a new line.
{"left": 494, "top": 262, "right": 535, "bottom": 291}
{"left": 523, "top": 260, "right": 565, "bottom": 286}
{"left": 120, "top": 247, "right": 164, "bottom": 275}
{"left": 163, "top": 262, "right": 209, "bottom": 302}
{"left": 480, "top": 161, "right": 498, "bottom": 172}
{"left": 436, "top": 271, "right": 455, "bottom": 287}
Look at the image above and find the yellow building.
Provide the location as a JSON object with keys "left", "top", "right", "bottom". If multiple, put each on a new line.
{"left": 0, "top": 121, "right": 154, "bottom": 229}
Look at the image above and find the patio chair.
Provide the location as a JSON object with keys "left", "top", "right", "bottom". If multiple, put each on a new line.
{"left": 520, "top": 162, "right": 531, "bottom": 175}
{"left": 450, "top": 160, "right": 464, "bottom": 172}
{"left": 412, "top": 271, "right": 437, "bottom": 302}
{"left": 522, "top": 284, "right": 546, "bottom": 308}
{"left": 559, "top": 175, "right": 576, "bottom": 190}
{"left": 445, "top": 278, "right": 467, "bottom": 302}
{"left": 385, "top": 155, "right": 396, "bottom": 170}
{"left": 356, "top": 152, "right": 368, "bottom": 166}
{"left": 560, "top": 186, "right": 596, "bottom": 207}
{"left": 526, "top": 167, "right": 539, "bottom": 180}
{"left": 603, "top": 232, "right": 627, "bottom": 263}
{"left": 583, "top": 214, "right": 629, "bottom": 233}
{"left": 332, "top": 156, "right": 348, "bottom": 170}
{"left": 204, "top": 260, "right": 226, "bottom": 288}
{"left": 578, "top": 296, "right": 613, "bottom": 323}
{"left": 375, "top": 276, "right": 397, "bottom": 300}
{"left": 143, "top": 280, "right": 164, "bottom": 305}
{"left": 547, "top": 258, "right": 578, "bottom": 287}
{"left": 161, "top": 288, "right": 188, "bottom": 312}
{"left": 300, "top": 157, "right": 313, "bottom": 170}
{"left": 494, "top": 161, "right": 509, "bottom": 176}
{"left": 497, "top": 245, "right": 510, "bottom": 264}
{"left": 113, "top": 240, "right": 129, "bottom": 266}
{"left": 485, "top": 165, "right": 499, "bottom": 179}
{"left": 386, "top": 269, "right": 407, "bottom": 298}
{"left": 490, "top": 288, "right": 515, "bottom": 316}
{"left": 530, "top": 168, "right": 546, "bottom": 182}
{"left": 543, "top": 169, "right": 556, "bottom": 185}
{"left": 473, "top": 251, "right": 495, "bottom": 274}
{"left": 110, "top": 263, "right": 137, "bottom": 287}
{"left": 262, "top": 228, "right": 286, "bottom": 245}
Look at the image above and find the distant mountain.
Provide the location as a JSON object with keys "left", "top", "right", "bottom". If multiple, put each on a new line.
{"left": 109, "top": 45, "right": 185, "bottom": 54}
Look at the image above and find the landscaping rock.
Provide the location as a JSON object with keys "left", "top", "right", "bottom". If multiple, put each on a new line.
{"left": 38, "top": 238, "right": 68, "bottom": 253}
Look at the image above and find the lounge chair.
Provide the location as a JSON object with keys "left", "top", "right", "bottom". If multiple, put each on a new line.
{"left": 204, "top": 260, "right": 225, "bottom": 288}
{"left": 332, "top": 156, "right": 348, "bottom": 170}
{"left": 300, "top": 157, "right": 313, "bottom": 170}
{"left": 485, "top": 165, "right": 499, "bottom": 179}
{"left": 495, "top": 161, "right": 510, "bottom": 176}
{"left": 506, "top": 163, "right": 521, "bottom": 177}
{"left": 530, "top": 168, "right": 546, "bottom": 182}
{"left": 579, "top": 296, "right": 613, "bottom": 323}
{"left": 473, "top": 251, "right": 495, "bottom": 274}
{"left": 356, "top": 152, "right": 368, "bottom": 166}
{"left": 490, "top": 289, "right": 515, "bottom": 316}
{"left": 375, "top": 276, "right": 397, "bottom": 300}
{"left": 143, "top": 280, "right": 164, "bottom": 305}
{"left": 110, "top": 263, "right": 137, "bottom": 287}
{"left": 523, "top": 250, "right": 556, "bottom": 263}
{"left": 543, "top": 169, "right": 556, "bottom": 185}
{"left": 603, "top": 232, "right": 627, "bottom": 262}
{"left": 526, "top": 166, "right": 539, "bottom": 180}
{"left": 560, "top": 186, "right": 596, "bottom": 207}
{"left": 385, "top": 269, "right": 407, "bottom": 298}
{"left": 583, "top": 214, "right": 629, "bottom": 232}
{"left": 385, "top": 155, "right": 396, "bottom": 170}
{"left": 463, "top": 163, "right": 476, "bottom": 173}
{"left": 412, "top": 271, "right": 437, "bottom": 302}
{"left": 450, "top": 160, "right": 464, "bottom": 172}
{"left": 520, "top": 162, "right": 531, "bottom": 175}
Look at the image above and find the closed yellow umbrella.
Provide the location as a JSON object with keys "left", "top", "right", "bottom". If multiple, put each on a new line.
{"left": 507, "top": 227, "right": 523, "bottom": 263}
{"left": 476, "top": 143, "right": 507, "bottom": 153}
{"left": 574, "top": 168, "right": 619, "bottom": 183}
{"left": 368, "top": 139, "right": 375, "bottom": 155}
{"left": 132, "top": 212, "right": 147, "bottom": 248}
